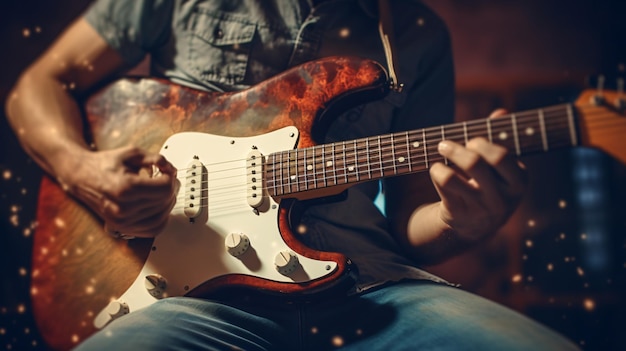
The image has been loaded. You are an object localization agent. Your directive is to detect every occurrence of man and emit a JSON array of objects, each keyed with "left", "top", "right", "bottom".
[{"left": 5, "top": 0, "right": 579, "bottom": 349}]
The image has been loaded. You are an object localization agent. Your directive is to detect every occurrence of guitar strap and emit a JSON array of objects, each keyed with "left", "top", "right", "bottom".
[{"left": 377, "top": 0, "right": 404, "bottom": 92}]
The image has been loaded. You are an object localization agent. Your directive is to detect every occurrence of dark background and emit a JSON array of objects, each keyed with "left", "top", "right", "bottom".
[{"left": 1, "top": 1, "right": 625, "bottom": 350}]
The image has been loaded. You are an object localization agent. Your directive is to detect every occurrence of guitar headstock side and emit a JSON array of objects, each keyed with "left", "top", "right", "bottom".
[{"left": 575, "top": 89, "right": 626, "bottom": 165}]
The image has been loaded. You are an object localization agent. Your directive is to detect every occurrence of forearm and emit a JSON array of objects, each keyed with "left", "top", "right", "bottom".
[
  {"left": 5, "top": 67, "right": 89, "bottom": 180},
  {"left": 5, "top": 18, "right": 129, "bottom": 182}
]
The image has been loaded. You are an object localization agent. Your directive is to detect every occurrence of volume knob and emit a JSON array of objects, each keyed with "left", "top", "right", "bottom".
[
  {"left": 93, "top": 300, "right": 129, "bottom": 329},
  {"left": 274, "top": 250, "right": 299, "bottom": 276},
  {"left": 225, "top": 233, "right": 250, "bottom": 257},
  {"left": 145, "top": 274, "right": 167, "bottom": 299}
]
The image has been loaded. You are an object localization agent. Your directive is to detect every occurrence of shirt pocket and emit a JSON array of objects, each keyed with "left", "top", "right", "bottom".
[{"left": 188, "top": 11, "right": 257, "bottom": 87}]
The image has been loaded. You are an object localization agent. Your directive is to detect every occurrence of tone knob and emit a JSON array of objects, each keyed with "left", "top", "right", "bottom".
[
  {"left": 225, "top": 233, "right": 250, "bottom": 257},
  {"left": 145, "top": 274, "right": 168, "bottom": 299},
  {"left": 274, "top": 250, "right": 299, "bottom": 276},
  {"left": 93, "top": 300, "right": 129, "bottom": 329}
]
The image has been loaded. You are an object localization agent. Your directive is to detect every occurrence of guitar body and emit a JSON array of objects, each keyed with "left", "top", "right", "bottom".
[{"left": 32, "top": 57, "right": 388, "bottom": 350}]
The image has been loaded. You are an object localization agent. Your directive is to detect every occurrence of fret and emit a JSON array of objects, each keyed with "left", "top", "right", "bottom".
[
  {"left": 377, "top": 136, "right": 384, "bottom": 177},
  {"left": 293, "top": 149, "right": 300, "bottom": 193},
  {"left": 278, "top": 151, "right": 285, "bottom": 195},
  {"left": 487, "top": 118, "right": 493, "bottom": 143},
  {"left": 302, "top": 148, "right": 309, "bottom": 191},
  {"left": 516, "top": 110, "right": 545, "bottom": 154},
  {"left": 490, "top": 116, "right": 516, "bottom": 152},
  {"left": 544, "top": 105, "right": 573, "bottom": 149},
  {"left": 538, "top": 108, "right": 548, "bottom": 151},
  {"left": 266, "top": 153, "right": 276, "bottom": 196},
  {"left": 365, "top": 138, "right": 372, "bottom": 180},
  {"left": 319, "top": 145, "right": 326, "bottom": 187},
  {"left": 390, "top": 134, "right": 397, "bottom": 175},
  {"left": 330, "top": 143, "right": 338, "bottom": 186},
  {"left": 405, "top": 131, "right": 412, "bottom": 173},
  {"left": 567, "top": 104, "right": 578, "bottom": 146},
  {"left": 463, "top": 121, "right": 468, "bottom": 145},
  {"left": 389, "top": 132, "right": 410, "bottom": 176},
  {"left": 422, "top": 129, "right": 429, "bottom": 169},
  {"left": 341, "top": 142, "right": 348, "bottom": 185},
  {"left": 440, "top": 125, "right": 448, "bottom": 165},
  {"left": 353, "top": 139, "right": 360, "bottom": 182},
  {"left": 312, "top": 146, "right": 318, "bottom": 190},
  {"left": 286, "top": 150, "right": 294, "bottom": 193},
  {"left": 511, "top": 113, "right": 521, "bottom": 156},
  {"left": 464, "top": 120, "right": 487, "bottom": 141}
]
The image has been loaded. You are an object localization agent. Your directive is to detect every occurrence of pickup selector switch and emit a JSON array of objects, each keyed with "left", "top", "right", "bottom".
[{"left": 225, "top": 233, "right": 250, "bottom": 257}]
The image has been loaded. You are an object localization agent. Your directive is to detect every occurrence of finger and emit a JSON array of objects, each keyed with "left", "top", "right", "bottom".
[
  {"left": 437, "top": 140, "right": 498, "bottom": 189},
  {"left": 103, "top": 179, "right": 178, "bottom": 221},
  {"left": 100, "top": 168, "right": 177, "bottom": 204},
  {"left": 103, "top": 194, "right": 175, "bottom": 236},
  {"left": 429, "top": 162, "right": 475, "bottom": 213},
  {"left": 464, "top": 138, "right": 527, "bottom": 192},
  {"left": 488, "top": 108, "right": 508, "bottom": 118},
  {"left": 127, "top": 171, "right": 178, "bottom": 198},
  {"left": 118, "top": 192, "right": 177, "bottom": 236}
]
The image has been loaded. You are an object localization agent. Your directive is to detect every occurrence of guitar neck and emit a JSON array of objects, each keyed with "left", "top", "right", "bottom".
[{"left": 266, "top": 103, "right": 579, "bottom": 197}]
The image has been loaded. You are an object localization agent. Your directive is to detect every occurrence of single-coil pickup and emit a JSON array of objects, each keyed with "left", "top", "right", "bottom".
[
  {"left": 247, "top": 150, "right": 264, "bottom": 208},
  {"left": 184, "top": 159, "right": 204, "bottom": 218}
]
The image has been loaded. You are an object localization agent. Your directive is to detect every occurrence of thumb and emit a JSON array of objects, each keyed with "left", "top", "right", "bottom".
[{"left": 119, "top": 147, "right": 176, "bottom": 176}]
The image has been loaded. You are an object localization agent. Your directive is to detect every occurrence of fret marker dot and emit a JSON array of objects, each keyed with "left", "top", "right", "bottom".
[
  {"left": 412, "top": 142, "right": 420, "bottom": 148},
  {"left": 290, "top": 175, "right": 296, "bottom": 181},
  {"left": 499, "top": 131, "right": 508, "bottom": 140},
  {"left": 307, "top": 165, "right": 313, "bottom": 171},
  {"left": 348, "top": 166, "right": 355, "bottom": 172},
  {"left": 525, "top": 127, "right": 534, "bottom": 136},
  {"left": 398, "top": 157, "right": 405, "bottom": 163},
  {"left": 326, "top": 161, "right": 333, "bottom": 167}
]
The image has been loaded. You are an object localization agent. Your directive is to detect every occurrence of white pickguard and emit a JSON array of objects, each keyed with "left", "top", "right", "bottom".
[{"left": 94, "top": 127, "right": 338, "bottom": 328}]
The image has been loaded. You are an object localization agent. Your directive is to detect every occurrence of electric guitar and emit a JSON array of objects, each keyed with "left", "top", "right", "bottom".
[{"left": 30, "top": 56, "right": 626, "bottom": 350}]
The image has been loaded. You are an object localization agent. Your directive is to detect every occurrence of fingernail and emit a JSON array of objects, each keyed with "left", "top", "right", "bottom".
[{"left": 438, "top": 141, "right": 450, "bottom": 153}]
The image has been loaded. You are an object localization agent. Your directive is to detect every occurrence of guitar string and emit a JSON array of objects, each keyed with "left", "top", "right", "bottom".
[
  {"left": 168, "top": 108, "right": 620, "bottom": 208},
  {"left": 194, "top": 119, "right": 581, "bottom": 209},
  {"left": 171, "top": 105, "right": 574, "bottom": 183},
  {"left": 167, "top": 106, "right": 616, "bottom": 202},
  {"left": 170, "top": 102, "right": 617, "bottom": 178},
  {"left": 174, "top": 147, "right": 616, "bottom": 210},
  {"left": 172, "top": 107, "right": 575, "bottom": 192}
]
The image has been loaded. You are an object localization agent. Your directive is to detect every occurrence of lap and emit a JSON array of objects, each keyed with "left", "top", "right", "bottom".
[
  {"left": 307, "top": 281, "right": 579, "bottom": 351},
  {"left": 75, "top": 297, "right": 291, "bottom": 351},
  {"left": 75, "top": 281, "right": 579, "bottom": 351}
]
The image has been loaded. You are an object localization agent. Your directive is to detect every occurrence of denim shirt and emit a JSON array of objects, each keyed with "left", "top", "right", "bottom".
[{"left": 85, "top": 0, "right": 455, "bottom": 292}]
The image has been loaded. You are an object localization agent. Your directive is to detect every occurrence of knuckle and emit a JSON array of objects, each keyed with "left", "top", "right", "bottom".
[
  {"left": 491, "top": 145, "right": 508, "bottom": 163},
  {"left": 111, "top": 183, "right": 133, "bottom": 199},
  {"left": 466, "top": 137, "right": 488, "bottom": 150},
  {"left": 463, "top": 152, "right": 482, "bottom": 171},
  {"left": 125, "top": 145, "right": 143, "bottom": 155},
  {"left": 430, "top": 163, "right": 455, "bottom": 187}
]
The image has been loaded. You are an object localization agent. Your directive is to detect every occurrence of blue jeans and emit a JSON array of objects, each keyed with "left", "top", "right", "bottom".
[{"left": 75, "top": 281, "right": 579, "bottom": 350}]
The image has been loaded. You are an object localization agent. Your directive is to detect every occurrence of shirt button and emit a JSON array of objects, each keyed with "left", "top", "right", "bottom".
[{"left": 214, "top": 28, "right": 224, "bottom": 39}]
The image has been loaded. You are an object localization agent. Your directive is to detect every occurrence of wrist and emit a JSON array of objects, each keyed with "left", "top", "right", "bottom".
[{"left": 49, "top": 143, "right": 92, "bottom": 190}]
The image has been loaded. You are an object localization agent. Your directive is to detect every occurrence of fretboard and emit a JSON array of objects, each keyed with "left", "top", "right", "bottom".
[{"left": 265, "top": 103, "right": 578, "bottom": 197}]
